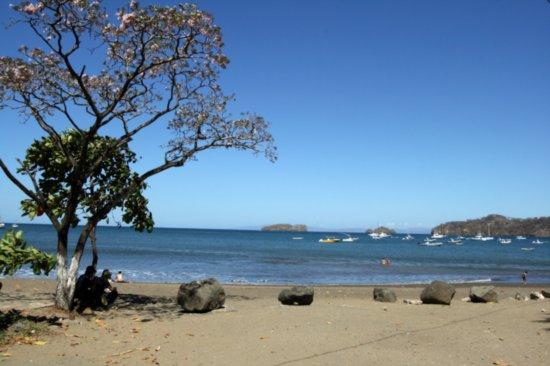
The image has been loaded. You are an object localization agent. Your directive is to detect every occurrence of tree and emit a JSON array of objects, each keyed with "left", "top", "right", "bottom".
[
  {"left": 0, "top": 230, "right": 56, "bottom": 276},
  {"left": 0, "top": 0, "right": 276, "bottom": 309}
]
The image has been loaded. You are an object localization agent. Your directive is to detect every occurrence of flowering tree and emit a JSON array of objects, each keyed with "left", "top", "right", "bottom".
[{"left": 0, "top": 0, "right": 276, "bottom": 309}]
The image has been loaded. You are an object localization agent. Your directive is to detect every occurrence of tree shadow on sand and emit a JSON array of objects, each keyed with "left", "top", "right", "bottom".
[
  {"left": 533, "top": 316, "right": 550, "bottom": 331},
  {"left": 113, "top": 294, "right": 183, "bottom": 319}
]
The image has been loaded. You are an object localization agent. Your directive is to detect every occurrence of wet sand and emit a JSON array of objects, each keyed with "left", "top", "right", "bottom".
[{"left": 0, "top": 278, "right": 549, "bottom": 365}]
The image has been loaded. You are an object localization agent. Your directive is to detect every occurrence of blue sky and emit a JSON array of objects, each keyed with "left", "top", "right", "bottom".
[{"left": 1, "top": 0, "right": 549, "bottom": 232}]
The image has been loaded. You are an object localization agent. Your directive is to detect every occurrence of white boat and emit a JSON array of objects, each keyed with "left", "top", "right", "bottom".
[
  {"left": 419, "top": 241, "right": 443, "bottom": 247},
  {"left": 521, "top": 247, "right": 535, "bottom": 251},
  {"left": 292, "top": 237, "right": 303, "bottom": 240},
  {"left": 431, "top": 233, "right": 445, "bottom": 239},
  {"left": 449, "top": 238, "right": 463, "bottom": 244},
  {"left": 516, "top": 236, "right": 526, "bottom": 240},
  {"left": 498, "top": 238, "right": 512, "bottom": 244},
  {"left": 532, "top": 239, "right": 544, "bottom": 245},
  {"left": 342, "top": 234, "right": 359, "bottom": 242},
  {"left": 402, "top": 234, "right": 414, "bottom": 241},
  {"left": 471, "top": 233, "right": 493, "bottom": 241},
  {"left": 0, "top": 222, "right": 5, "bottom": 229},
  {"left": 369, "top": 232, "right": 389, "bottom": 240},
  {"left": 11, "top": 224, "right": 18, "bottom": 228}
]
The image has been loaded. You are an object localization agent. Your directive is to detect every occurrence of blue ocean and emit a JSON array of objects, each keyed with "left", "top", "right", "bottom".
[{"left": 5, "top": 224, "right": 550, "bottom": 285}]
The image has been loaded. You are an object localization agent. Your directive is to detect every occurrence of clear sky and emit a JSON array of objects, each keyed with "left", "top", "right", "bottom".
[{"left": 1, "top": 0, "right": 549, "bottom": 232}]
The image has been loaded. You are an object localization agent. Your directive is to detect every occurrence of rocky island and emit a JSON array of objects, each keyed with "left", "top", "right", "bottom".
[
  {"left": 366, "top": 226, "right": 396, "bottom": 235},
  {"left": 261, "top": 224, "right": 308, "bottom": 232},
  {"left": 432, "top": 214, "right": 550, "bottom": 237}
]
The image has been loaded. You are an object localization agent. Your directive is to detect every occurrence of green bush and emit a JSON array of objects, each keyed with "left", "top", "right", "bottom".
[{"left": 0, "top": 230, "right": 55, "bottom": 276}]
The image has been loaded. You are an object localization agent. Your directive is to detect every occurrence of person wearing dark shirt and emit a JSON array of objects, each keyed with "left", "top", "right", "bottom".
[{"left": 72, "top": 265, "right": 98, "bottom": 312}]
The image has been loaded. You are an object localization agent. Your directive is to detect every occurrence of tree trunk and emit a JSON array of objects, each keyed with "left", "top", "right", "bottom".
[
  {"left": 65, "top": 225, "right": 92, "bottom": 306},
  {"left": 90, "top": 226, "right": 98, "bottom": 268},
  {"left": 54, "top": 225, "right": 92, "bottom": 310},
  {"left": 54, "top": 230, "right": 70, "bottom": 310}
]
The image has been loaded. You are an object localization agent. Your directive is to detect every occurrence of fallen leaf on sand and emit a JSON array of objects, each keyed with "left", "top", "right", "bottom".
[
  {"left": 141, "top": 347, "right": 150, "bottom": 352},
  {"left": 1, "top": 353, "right": 12, "bottom": 357},
  {"left": 259, "top": 336, "right": 269, "bottom": 340},
  {"left": 70, "top": 342, "right": 80, "bottom": 347},
  {"left": 493, "top": 360, "right": 510, "bottom": 366},
  {"left": 95, "top": 318, "right": 106, "bottom": 327},
  {"left": 34, "top": 340, "right": 47, "bottom": 346},
  {"left": 131, "top": 327, "right": 140, "bottom": 334},
  {"left": 186, "top": 333, "right": 194, "bottom": 337}
]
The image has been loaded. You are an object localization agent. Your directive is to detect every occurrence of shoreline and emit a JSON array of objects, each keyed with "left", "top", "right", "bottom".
[{"left": 3, "top": 277, "right": 550, "bottom": 288}]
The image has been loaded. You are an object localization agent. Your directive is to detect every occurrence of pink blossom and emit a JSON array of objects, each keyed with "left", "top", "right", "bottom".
[{"left": 22, "top": 3, "right": 43, "bottom": 15}]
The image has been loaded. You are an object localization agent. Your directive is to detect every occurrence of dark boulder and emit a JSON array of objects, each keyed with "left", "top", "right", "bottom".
[
  {"left": 278, "top": 286, "right": 314, "bottom": 306},
  {"left": 469, "top": 286, "right": 498, "bottom": 303},
  {"left": 373, "top": 288, "right": 397, "bottom": 303},
  {"left": 530, "top": 291, "right": 544, "bottom": 300},
  {"left": 420, "top": 281, "right": 455, "bottom": 305},
  {"left": 541, "top": 290, "right": 550, "bottom": 298},
  {"left": 177, "top": 278, "right": 225, "bottom": 313}
]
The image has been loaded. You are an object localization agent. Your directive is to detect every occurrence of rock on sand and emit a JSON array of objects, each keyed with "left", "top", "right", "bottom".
[
  {"left": 373, "top": 288, "right": 397, "bottom": 303},
  {"left": 420, "top": 281, "right": 455, "bottom": 305},
  {"left": 177, "top": 278, "right": 225, "bottom": 313},
  {"left": 278, "top": 286, "right": 314, "bottom": 306},
  {"left": 469, "top": 286, "right": 498, "bottom": 303}
]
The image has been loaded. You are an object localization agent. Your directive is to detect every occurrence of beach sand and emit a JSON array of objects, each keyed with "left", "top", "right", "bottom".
[{"left": 0, "top": 278, "right": 549, "bottom": 365}]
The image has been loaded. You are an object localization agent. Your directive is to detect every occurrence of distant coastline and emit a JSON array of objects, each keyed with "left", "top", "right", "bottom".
[
  {"left": 261, "top": 224, "right": 308, "bottom": 232},
  {"left": 432, "top": 214, "right": 550, "bottom": 237}
]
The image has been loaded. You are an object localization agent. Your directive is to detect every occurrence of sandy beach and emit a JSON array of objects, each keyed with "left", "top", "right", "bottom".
[{"left": 0, "top": 278, "right": 548, "bottom": 365}]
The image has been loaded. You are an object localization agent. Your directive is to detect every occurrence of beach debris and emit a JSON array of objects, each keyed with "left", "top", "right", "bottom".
[
  {"left": 530, "top": 292, "right": 544, "bottom": 300},
  {"left": 461, "top": 297, "right": 471, "bottom": 302},
  {"left": 541, "top": 290, "right": 550, "bottom": 298},
  {"left": 403, "top": 299, "right": 422, "bottom": 305},
  {"left": 373, "top": 288, "right": 397, "bottom": 303},
  {"left": 493, "top": 359, "right": 510, "bottom": 366},
  {"left": 514, "top": 293, "right": 528, "bottom": 301},
  {"left": 33, "top": 340, "right": 47, "bottom": 346},
  {"left": 108, "top": 349, "right": 136, "bottom": 358},
  {"left": 278, "top": 286, "right": 314, "bottom": 306},
  {"left": 177, "top": 278, "right": 225, "bottom": 313},
  {"left": 1, "top": 352, "right": 12, "bottom": 357},
  {"left": 420, "top": 281, "right": 455, "bottom": 305},
  {"left": 469, "top": 286, "right": 498, "bottom": 303},
  {"left": 541, "top": 308, "right": 546, "bottom": 313}
]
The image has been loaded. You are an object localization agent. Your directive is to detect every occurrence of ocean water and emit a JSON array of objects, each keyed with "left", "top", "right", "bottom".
[{"left": 4, "top": 224, "right": 550, "bottom": 285}]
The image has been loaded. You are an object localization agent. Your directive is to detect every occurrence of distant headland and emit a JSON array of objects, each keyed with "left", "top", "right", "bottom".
[
  {"left": 261, "top": 224, "right": 308, "bottom": 232},
  {"left": 366, "top": 226, "right": 396, "bottom": 235},
  {"left": 432, "top": 214, "right": 550, "bottom": 237}
]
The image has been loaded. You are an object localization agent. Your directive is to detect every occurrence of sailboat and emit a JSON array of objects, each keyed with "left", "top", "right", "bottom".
[
  {"left": 498, "top": 238, "right": 512, "bottom": 244},
  {"left": 532, "top": 239, "right": 544, "bottom": 245},
  {"left": 402, "top": 234, "right": 414, "bottom": 241},
  {"left": 431, "top": 233, "right": 445, "bottom": 239}
]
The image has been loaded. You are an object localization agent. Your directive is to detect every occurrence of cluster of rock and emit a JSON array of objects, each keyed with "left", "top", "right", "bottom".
[
  {"left": 515, "top": 290, "right": 550, "bottom": 301},
  {"left": 375, "top": 282, "right": 500, "bottom": 306},
  {"left": 261, "top": 224, "right": 308, "bottom": 232},
  {"left": 431, "top": 214, "right": 550, "bottom": 237},
  {"left": 366, "top": 226, "right": 396, "bottom": 235},
  {"left": 175, "top": 278, "right": 548, "bottom": 313}
]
